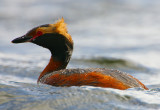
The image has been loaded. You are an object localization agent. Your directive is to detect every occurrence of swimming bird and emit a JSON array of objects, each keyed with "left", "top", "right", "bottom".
[{"left": 12, "top": 18, "right": 148, "bottom": 90}]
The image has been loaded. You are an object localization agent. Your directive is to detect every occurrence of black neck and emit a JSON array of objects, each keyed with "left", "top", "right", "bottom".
[
  {"left": 32, "top": 33, "right": 73, "bottom": 69},
  {"left": 50, "top": 48, "right": 72, "bottom": 69}
]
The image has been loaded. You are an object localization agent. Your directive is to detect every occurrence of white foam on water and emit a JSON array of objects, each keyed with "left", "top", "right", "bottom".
[
  {"left": 0, "top": 52, "right": 48, "bottom": 68},
  {"left": 81, "top": 86, "right": 160, "bottom": 105},
  {"left": 116, "top": 51, "right": 160, "bottom": 69},
  {"left": 138, "top": 73, "right": 160, "bottom": 86},
  {"left": 0, "top": 74, "right": 36, "bottom": 87}
]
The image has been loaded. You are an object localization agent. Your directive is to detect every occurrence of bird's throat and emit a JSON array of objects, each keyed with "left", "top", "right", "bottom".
[
  {"left": 38, "top": 56, "right": 65, "bottom": 82},
  {"left": 37, "top": 48, "right": 72, "bottom": 83}
]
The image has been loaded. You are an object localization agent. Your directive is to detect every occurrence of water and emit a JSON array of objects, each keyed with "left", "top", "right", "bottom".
[{"left": 0, "top": 0, "right": 160, "bottom": 109}]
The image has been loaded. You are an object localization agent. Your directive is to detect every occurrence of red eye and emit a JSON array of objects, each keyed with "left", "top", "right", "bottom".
[
  {"left": 37, "top": 31, "right": 43, "bottom": 36},
  {"left": 30, "top": 31, "right": 43, "bottom": 41}
]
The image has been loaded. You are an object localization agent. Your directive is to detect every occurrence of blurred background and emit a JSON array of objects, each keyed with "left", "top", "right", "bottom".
[{"left": 0, "top": 0, "right": 160, "bottom": 110}]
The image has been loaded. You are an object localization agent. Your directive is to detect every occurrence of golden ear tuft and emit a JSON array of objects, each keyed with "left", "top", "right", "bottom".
[
  {"left": 54, "top": 17, "right": 68, "bottom": 33},
  {"left": 50, "top": 18, "right": 73, "bottom": 43}
]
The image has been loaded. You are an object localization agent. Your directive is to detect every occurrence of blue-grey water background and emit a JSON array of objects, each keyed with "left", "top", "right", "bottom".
[{"left": 0, "top": 0, "right": 160, "bottom": 110}]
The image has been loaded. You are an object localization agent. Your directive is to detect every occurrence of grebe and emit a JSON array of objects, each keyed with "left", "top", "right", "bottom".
[{"left": 12, "top": 18, "right": 148, "bottom": 90}]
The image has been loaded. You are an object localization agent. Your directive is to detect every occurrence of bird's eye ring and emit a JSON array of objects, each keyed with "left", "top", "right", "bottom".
[{"left": 37, "top": 31, "right": 43, "bottom": 36}]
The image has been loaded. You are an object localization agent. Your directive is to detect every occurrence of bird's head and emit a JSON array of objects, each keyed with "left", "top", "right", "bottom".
[{"left": 12, "top": 18, "right": 73, "bottom": 51}]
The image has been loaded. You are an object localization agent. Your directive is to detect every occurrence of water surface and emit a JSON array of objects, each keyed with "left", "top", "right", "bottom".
[{"left": 0, "top": 0, "right": 160, "bottom": 109}]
